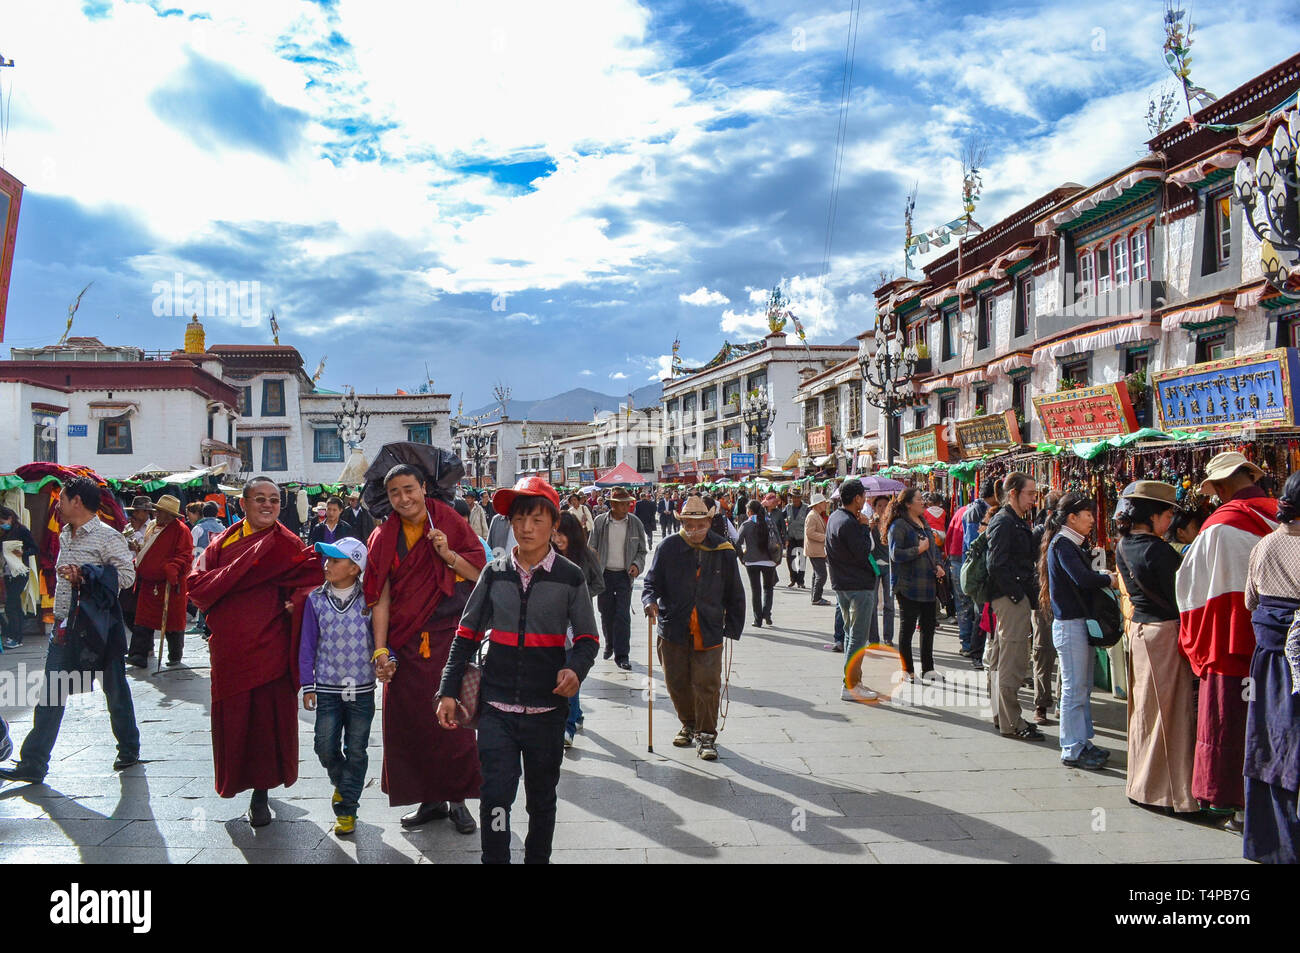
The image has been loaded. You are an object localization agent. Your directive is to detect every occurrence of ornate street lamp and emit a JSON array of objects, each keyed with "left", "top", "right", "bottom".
[
  {"left": 859, "top": 312, "right": 919, "bottom": 468},
  {"left": 741, "top": 388, "right": 777, "bottom": 465},
  {"left": 459, "top": 419, "right": 491, "bottom": 489},
  {"left": 332, "top": 387, "right": 371, "bottom": 453},
  {"left": 537, "top": 431, "right": 560, "bottom": 484},
  {"left": 1233, "top": 110, "right": 1300, "bottom": 292}
]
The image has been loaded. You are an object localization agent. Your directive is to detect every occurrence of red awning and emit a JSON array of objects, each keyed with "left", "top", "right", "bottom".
[{"left": 595, "top": 461, "right": 650, "bottom": 486}]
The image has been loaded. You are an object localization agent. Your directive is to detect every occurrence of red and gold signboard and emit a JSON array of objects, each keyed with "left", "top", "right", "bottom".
[
  {"left": 806, "top": 424, "right": 832, "bottom": 456},
  {"left": 953, "top": 409, "right": 1023, "bottom": 458},
  {"left": 901, "top": 424, "right": 951, "bottom": 464},
  {"left": 1033, "top": 382, "right": 1138, "bottom": 443}
]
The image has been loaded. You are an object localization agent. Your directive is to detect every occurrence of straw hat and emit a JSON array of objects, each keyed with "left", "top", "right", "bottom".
[
  {"left": 809, "top": 491, "right": 828, "bottom": 506},
  {"left": 679, "top": 496, "right": 713, "bottom": 520},
  {"left": 1121, "top": 481, "right": 1178, "bottom": 506},
  {"left": 154, "top": 495, "right": 182, "bottom": 517},
  {"left": 1199, "top": 451, "right": 1263, "bottom": 496}
]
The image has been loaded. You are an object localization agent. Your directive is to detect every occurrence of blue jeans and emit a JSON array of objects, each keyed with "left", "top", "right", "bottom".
[
  {"left": 950, "top": 555, "right": 974, "bottom": 650},
  {"left": 869, "top": 569, "right": 894, "bottom": 645},
  {"left": 17, "top": 634, "right": 139, "bottom": 778},
  {"left": 834, "top": 604, "right": 844, "bottom": 645},
  {"left": 312, "top": 691, "right": 375, "bottom": 816},
  {"left": 835, "top": 588, "right": 876, "bottom": 681},
  {"left": 566, "top": 693, "right": 583, "bottom": 733},
  {"left": 1052, "top": 618, "right": 1095, "bottom": 760}
]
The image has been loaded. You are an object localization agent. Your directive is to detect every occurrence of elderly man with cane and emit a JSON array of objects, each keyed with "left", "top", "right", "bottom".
[{"left": 641, "top": 496, "right": 745, "bottom": 761}]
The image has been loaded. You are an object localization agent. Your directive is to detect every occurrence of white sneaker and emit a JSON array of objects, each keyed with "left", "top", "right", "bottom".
[
  {"left": 921, "top": 670, "right": 945, "bottom": 685},
  {"left": 841, "top": 686, "right": 879, "bottom": 702},
  {"left": 563, "top": 729, "right": 575, "bottom": 748}
]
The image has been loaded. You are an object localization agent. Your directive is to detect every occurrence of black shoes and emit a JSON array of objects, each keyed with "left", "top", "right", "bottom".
[
  {"left": 247, "top": 789, "right": 272, "bottom": 827},
  {"left": 764, "top": 615, "right": 773, "bottom": 626},
  {"left": 449, "top": 803, "right": 477, "bottom": 834},
  {"left": 753, "top": 618, "right": 763, "bottom": 629},
  {"left": 811, "top": 599, "right": 832, "bottom": 607},
  {"left": 400, "top": 801, "right": 451, "bottom": 828},
  {"left": 616, "top": 659, "right": 632, "bottom": 671},
  {"left": 0, "top": 764, "right": 46, "bottom": 784},
  {"left": 126, "top": 655, "right": 148, "bottom": 669},
  {"left": 113, "top": 755, "right": 140, "bottom": 770},
  {"left": 602, "top": 645, "right": 613, "bottom": 660}
]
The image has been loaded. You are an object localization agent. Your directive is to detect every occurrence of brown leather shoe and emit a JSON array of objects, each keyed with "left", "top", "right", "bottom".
[{"left": 1034, "top": 707, "right": 1052, "bottom": 725}]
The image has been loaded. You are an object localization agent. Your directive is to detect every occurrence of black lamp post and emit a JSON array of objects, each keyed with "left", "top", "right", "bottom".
[
  {"left": 858, "top": 312, "right": 919, "bottom": 468},
  {"left": 1233, "top": 112, "right": 1300, "bottom": 292},
  {"left": 538, "top": 431, "right": 560, "bottom": 484},
  {"left": 741, "top": 389, "right": 777, "bottom": 468},
  {"left": 461, "top": 420, "right": 491, "bottom": 489}
]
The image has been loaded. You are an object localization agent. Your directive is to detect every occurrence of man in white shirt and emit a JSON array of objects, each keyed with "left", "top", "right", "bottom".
[{"left": 588, "top": 487, "right": 647, "bottom": 670}]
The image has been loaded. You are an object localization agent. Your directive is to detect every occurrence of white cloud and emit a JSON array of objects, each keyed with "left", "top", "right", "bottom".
[
  {"left": 505, "top": 311, "right": 540, "bottom": 324},
  {"left": 679, "top": 286, "right": 730, "bottom": 306},
  {"left": 579, "top": 368, "right": 593, "bottom": 376},
  {"left": 609, "top": 371, "right": 628, "bottom": 380}
]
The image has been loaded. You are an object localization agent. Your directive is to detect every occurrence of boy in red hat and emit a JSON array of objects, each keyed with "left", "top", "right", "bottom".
[{"left": 437, "top": 476, "right": 600, "bottom": 864}]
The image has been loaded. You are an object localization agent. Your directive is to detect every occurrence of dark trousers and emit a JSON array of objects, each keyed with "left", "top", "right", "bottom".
[
  {"left": 598, "top": 570, "right": 633, "bottom": 661},
  {"left": 746, "top": 565, "right": 776, "bottom": 621},
  {"left": 313, "top": 691, "right": 375, "bottom": 816},
  {"left": 785, "top": 540, "right": 805, "bottom": 585},
  {"left": 971, "top": 603, "right": 989, "bottom": 662},
  {"left": 3, "top": 575, "right": 27, "bottom": 644},
  {"left": 477, "top": 704, "right": 567, "bottom": 864},
  {"left": 128, "top": 623, "right": 183, "bottom": 662},
  {"left": 17, "top": 635, "right": 140, "bottom": 777},
  {"left": 896, "top": 594, "right": 937, "bottom": 675},
  {"left": 810, "top": 556, "right": 828, "bottom": 602}
]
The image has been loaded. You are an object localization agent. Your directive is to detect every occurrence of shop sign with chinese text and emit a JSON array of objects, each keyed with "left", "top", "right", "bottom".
[
  {"left": 1033, "top": 383, "right": 1138, "bottom": 442},
  {"left": 1154, "top": 348, "right": 1299, "bottom": 432},
  {"left": 953, "top": 409, "right": 1023, "bottom": 458}
]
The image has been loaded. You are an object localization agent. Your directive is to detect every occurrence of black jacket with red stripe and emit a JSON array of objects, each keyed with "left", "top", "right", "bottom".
[{"left": 440, "top": 550, "right": 600, "bottom": 709}]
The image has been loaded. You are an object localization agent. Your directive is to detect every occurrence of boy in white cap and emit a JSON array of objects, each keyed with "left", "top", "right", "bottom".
[{"left": 299, "top": 536, "right": 374, "bottom": 836}]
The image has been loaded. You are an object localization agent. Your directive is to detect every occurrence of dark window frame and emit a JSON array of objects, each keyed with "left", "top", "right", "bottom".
[
  {"left": 261, "top": 379, "right": 286, "bottom": 417},
  {"left": 974, "top": 385, "right": 991, "bottom": 414},
  {"left": 1014, "top": 274, "right": 1032, "bottom": 337},
  {"left": 236, "top": 437, "right": 253, "bottom": 472},
  {"left": 407, "top": 424, "right": 432, "bottom": 445},
  {"left": 941, "top": 306, "right": 957, "bottom": 360},
  {"left": 237, "top": 386, "right": 253, "bottom": 417},
  {"left": 1060, "top": 357, "right": 1091, "bottom": 388},
  {"left": 313, "top": 427, "right": 344, "bottom": 462},
  {"left": 939, "top": 394, "right": 956, "bottom": 421},
  {"left": 977, "top": 295, "right": 993, "bottom": 351},
  {"left": 97, "top": 417, "right": 133, "bottom": 454},
  {"left": 262, "top": 435, "right": 288, "bottom": 471},
  {"left": 636, "top": 446, "right": 654, "bottom": 472}
]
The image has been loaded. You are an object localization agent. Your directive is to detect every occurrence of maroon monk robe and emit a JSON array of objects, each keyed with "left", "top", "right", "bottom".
[
  {"left": 189, "top": 520, "right": 323, "bottom": 798},
  {"left": 364, "top": 498, "right": 486, "bottom": 807},
  {"left": 133, "top": 517, "right": 192, "bottom": 632}
]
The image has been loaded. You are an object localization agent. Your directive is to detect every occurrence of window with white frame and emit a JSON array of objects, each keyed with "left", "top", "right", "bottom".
[
  {"left": 1112, "top": 236, "right": 1129, "bottom": 286},
  {"left": 1131, "top": 229, "right": 1149, "bottom": 280},
  {"left": 1014, "top": 274, "right": 1032, "bottom": 338},
  {"left": 941, "top": 306, "right": 957, "bottom": 360},
  {"left": 1096, "top": 244, "right": 1111, "bottom": 293},
  {"left": 1077, "top": 250, "right": 1094, "bottom": 298},
  {"left": 977, "top": 295, "right": 993, "bottom": 350}
]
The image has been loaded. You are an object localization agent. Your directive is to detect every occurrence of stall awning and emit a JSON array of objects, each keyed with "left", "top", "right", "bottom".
[
  {"left": 1032, "top": 318, "right": 1160, "bottom": 366},
  {"left": 594, "top": 462, "right": 649, "bottom": 486},
  {"left": 956, "top": 269, "right": 991, "bottom": 293},
  {"left": 1160, "top": 298, "right": 1236, "bottom": 332},
  {"left": 161, "top": 464, "right": 228, "bottom": 485}
]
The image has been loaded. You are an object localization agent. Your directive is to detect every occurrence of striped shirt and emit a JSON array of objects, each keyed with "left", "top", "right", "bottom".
[{"left": 54, "top": 516, "right": 135, "bottom": 621}]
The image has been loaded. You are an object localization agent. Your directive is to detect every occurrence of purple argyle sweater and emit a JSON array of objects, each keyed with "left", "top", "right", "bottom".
[{"left": 299, "top": 585, "right": 375, "bottom": 694}]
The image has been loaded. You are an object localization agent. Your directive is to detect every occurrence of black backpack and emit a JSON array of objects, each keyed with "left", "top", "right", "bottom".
[
  {"left": 1086, "top": 587, "right": 1124, "bottom": 647},
  {"left": 961, "top": 531, "right": 993, "bottom": 606}
]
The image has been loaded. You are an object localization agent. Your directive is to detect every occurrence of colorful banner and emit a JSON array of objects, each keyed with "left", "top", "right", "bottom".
[
  {"left": 1033, "top": 382, "right": 1139, "bottom": 443},
  {"left": 901, "top": 424, "right": 951, "bottom": 464},
  {"left": 953, "top": 409, "right": 1023, "bottom": 458},
  {"left": 659, "top": 463, "right": 678, "bottom": 477},
  {"left": 806, "top": 424, "right": 832, "bottom": 456},
  {"left": 1153, "top": 348, "right": 1300, "bottom": 432}
]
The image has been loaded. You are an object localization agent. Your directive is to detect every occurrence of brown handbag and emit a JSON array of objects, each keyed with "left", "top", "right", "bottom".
[{"left": 452, "top": 641, "right": 486, "bottom": 730}]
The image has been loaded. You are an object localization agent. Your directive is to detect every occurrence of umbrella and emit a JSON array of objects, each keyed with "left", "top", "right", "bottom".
[
  {"left": 858, "top": 475, "right": 906, "bottom": 497},
  {"left": 361, "top": 441, "right": 464, "bottom": 520}
]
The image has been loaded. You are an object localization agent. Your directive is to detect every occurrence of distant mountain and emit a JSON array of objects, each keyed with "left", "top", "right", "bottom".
[{"left": 460, "top": 382, "right": 662, "bottom": 422}]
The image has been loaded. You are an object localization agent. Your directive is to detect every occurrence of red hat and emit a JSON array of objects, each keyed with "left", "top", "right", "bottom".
[{"left": 492, "top": 476, "right": 561, "bottom": 517}]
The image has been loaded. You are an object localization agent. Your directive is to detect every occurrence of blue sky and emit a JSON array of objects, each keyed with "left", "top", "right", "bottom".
[{"left": 3, "top": 0, "right": 1298, "bottom": 406}]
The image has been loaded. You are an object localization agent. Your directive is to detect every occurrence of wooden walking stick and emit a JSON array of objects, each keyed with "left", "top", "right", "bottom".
[
  {"left": 647, "top": 616, "right": 654, "bottom": 753},
  {"left": 154, "top": 582, "right": 171, "bottom": 675}
]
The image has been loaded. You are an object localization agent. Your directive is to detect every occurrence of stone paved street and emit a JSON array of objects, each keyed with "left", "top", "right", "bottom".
[{"left": 0, "top": 544, "right": 1247, "bottom": 863}]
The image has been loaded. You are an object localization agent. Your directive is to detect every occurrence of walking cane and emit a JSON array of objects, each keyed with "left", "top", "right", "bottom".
[
  {"left": 154, "top": 583, "right": 171, "bottom": 675},
  {"left": 647, "top": 617, "right": 654, "bottom": 754}
]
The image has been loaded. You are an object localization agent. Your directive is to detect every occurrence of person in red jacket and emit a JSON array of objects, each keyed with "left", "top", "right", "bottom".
[{"left": 127, "top": 495, "right": 193, "bottom": 668}]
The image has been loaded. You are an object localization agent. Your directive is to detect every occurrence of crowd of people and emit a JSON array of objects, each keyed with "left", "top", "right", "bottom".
[{"left": 0, "top": 448, "right": 1296, "bottom": 865}]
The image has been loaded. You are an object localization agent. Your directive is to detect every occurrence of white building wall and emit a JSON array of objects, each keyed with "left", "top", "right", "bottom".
[
  {"left": 0, "top": 383, "right": 70, "bottom": 472},
  {"left": 298, "top": 394, "right": 450, "bottom": 486},
  {"left": 63, "top": 389, "right": 217, "bottom": 480}
]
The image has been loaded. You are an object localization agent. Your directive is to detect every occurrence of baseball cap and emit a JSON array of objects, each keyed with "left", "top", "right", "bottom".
[
  {"left": 491, "top": 476, "right": 561, "bottom": 516},
  {"left": 314, "top": 537, "right": 367, "bottom": 572}
]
